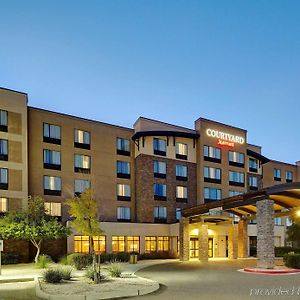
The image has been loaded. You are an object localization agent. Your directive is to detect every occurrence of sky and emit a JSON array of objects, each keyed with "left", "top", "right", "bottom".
[{"left": 0, "top": 0, "right": 299, "bottom": 163}]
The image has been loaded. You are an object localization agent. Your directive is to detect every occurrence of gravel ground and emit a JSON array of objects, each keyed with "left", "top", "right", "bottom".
[{"left": 40, "top": 275, "right": 156, "bottom": 296}]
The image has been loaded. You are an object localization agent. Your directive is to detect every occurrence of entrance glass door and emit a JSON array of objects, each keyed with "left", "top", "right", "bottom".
[
  {"left": 190, "top": 238, "right": 199, "bottom": 258},
  {"left": 208, "top": 238, "right": 213, "bottom": 258}
]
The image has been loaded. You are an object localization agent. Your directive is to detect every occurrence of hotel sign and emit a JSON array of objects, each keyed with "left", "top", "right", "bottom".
[{"left": 206, "top": 129, "right": 245, "bottom": 148}]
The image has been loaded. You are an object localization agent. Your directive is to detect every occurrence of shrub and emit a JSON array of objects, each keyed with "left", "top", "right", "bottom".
[
  {"left": 2, "top": 253, "right": 19, "bottom": 265},
  {"left": 43, "top": 268, "right": 63, "bottom": 283},
  {"left": 139, "top": 252, "right": 177, "bottom": 260},
  {"left": 84, "top": 266, "right": 106, "bottom": 281},
  {"left": 275, "top": 247, "right": 300, "bottom": 257},
  {"left": 58, "top": 266, "right": 73, "bottom": 280},
  {"left": 59, "top": 253, "right": 78, "bottom": 265},
  {"left": 72, "top": 253, "right": 93, "bottom": 270},
  {"left": 107, "top": 262, "right": 122, "bottom": 277},
  {"left": 99, "top": 252, "right": 130, "bottom": 263},
  {"left": 283, "top": 253, "right": 300, "bottom": 269},
  {"left": 37, "top": 254, "right": 52, "bottom": 269}
]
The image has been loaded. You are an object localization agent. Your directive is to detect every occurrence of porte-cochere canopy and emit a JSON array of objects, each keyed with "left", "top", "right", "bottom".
[{"left": 182, "top": 182, "right": 300, "bottom": 220}]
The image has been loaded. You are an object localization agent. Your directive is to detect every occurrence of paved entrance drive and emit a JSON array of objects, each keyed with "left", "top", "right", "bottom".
[{"left": 133, "top": 259, "right": 300, "bottom": 300}]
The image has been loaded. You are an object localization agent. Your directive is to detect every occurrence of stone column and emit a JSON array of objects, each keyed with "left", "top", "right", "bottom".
[
  {"left": 257, "top": 199, "right": 275, "bottom": 269},
  {"left": 179, "top": 217, "right": 190, "bottom": 261},
  {"left": 106, "top": 235, "right": 112, "bottom": 253},
  {"left": 238, "top": 220, "right": 248, "bottom": 258},
  {"left": 198, "top": 224, "right": 209, "bottom": 262},
  {"left": 228, "top": 225, "right": 238, "bottom": 259}
]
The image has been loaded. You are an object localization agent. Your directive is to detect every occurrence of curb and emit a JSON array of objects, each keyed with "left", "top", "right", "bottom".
[
  {"left": 241, "top": 268, "right": 300, "bottom": 275},
  {"left": 0, "top": 277, "right": 35, "bottom": 283}
]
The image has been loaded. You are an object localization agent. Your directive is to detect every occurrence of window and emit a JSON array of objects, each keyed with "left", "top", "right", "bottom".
[
  {"left": 74, "top": 235, "right": 106, "bottom": 254},
  {"left": 229, "top": 213, "right": 240, "bottom": 223},
  {"left": 74, "top": 179, "right": 90, "bottom": 196},
  {"left": 249, "top": 176, "right": 258, "bottom": 190},
  {"left": 43, "top": 149, "right": 61, "bottom": 170},
  {"left": 45, "top": 202, "right": 62, "bottom": 216},
  {"left": 153, "top": 138, "right": 166, "bottom": 156},
  {"left": 176, "top": 164, "right": 187, "bottom": 181},
  {"left": 274, "top": 217, "right": 282, "bottom": 226},
  {"left": 112, "top": 236, "right": 125, "bottom": 253},
  {"left": 117, "top": 184, "right": 131, "bottom": 201},
  {"left": 154, "top": 161, "right": 166, "bottom": 178},
  {"left": 145, "top": 236, "right": 157, "bottom": 253},
  {"left": 204, "top": 166, "right": 221, "bottom": 183},
  {"left": 204, "top": 188, "right": 221, "bottom": 202},
  {"left": 44, "top": 176, "right": 61, "bottom": 196},
  {"left": 229, "top": 171, "right": 245, "bottom": 187},
  {"left": 154, "top": 183, "right": 167, "bottom": 200},
  {"left": 74, "top": 129, "right": 90, "bottom": 149},
  {"left": 176, "top": 143, "right": 188, "bottom": 160},
  {"left": 116, "top": 161, "right": 130, "bottom": 178},
  {"left": 228, "top": 151, "right": 245, "bottom": 167},
  {"left": 0, "top": 139, "right": 8, "bottom": 161},
  {"left": 0, "top": 197, "right": 7, "bottom": 212},
  {"left": 0, "top": 168, "right": 8, "bottom": 189},
  {"left": 117, "top": 138, "right": 130, "bottom": 156},
  {"left": 74, "top": 154, "right": 91, "bottom": 173},
  {"left": 0, "top": 110, "right": 8, "bottom": 132},
  {"left": 176, "top": 208, "right": 182, "bottom": 221},
  {"left": 249, "top": 158, "right": 258, "bottom": 172},
  {"left": 154, "top": 206, "right": 167, "bottom": 223},
  {"left": 117, "top": 207, "right": 131, "bottom": 221},
  {"left": 127, "top": 236, "right": 140, "bottom": 252},
  {"left": 158, "top": 236, "right": 169, "bottom": 252},
  {"left": 286, "top": 171, "right": 293, "bottom": 183},
  {"left": 43, "top": 123, "right": 61, "bottom": 144},
  {"left": 176, "top": 186, "right": 187, "bottom": 202},
  {"left": 203, "top": 145, "right": 221, "bottom": 163},
  {"left": 274, "top": 168, "right": 281, "bottom": 181},
  {"left": 229, "top": 190, "right": 243, "bottom": 197}
]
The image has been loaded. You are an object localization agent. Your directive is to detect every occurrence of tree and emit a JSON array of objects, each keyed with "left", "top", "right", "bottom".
[
  {"left": 67, "top": 188, "right": 103, "bottom": 283},
  {"left": 287, "top": 223, "right": 300, "bottom": 247},
  {"left": 0, "top": 196, "right": 70, "bottom": 263}
]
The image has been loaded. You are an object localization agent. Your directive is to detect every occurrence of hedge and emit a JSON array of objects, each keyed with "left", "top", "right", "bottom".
[
  {"left": 283, "top": 253, "right": 300, "bottom": 269},
  {"left": 275, "top": 247, "right": 300, "bottom": 257},
  {"left": 2, "top": 253, "right": 19, "bottom": 265}
]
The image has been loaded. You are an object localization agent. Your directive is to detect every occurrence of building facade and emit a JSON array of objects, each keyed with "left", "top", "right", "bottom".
[{"left": 0, "top": 87, "right": 299, "bottom": 260}]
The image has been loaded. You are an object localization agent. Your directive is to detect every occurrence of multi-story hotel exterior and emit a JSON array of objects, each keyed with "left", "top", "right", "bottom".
[{"left": 0, "top": 87, "right": 299, "bottom": 261}]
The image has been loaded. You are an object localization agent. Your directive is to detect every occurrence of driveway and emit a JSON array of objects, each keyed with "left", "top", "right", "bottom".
[{"left": 133, "top": 259, "right": 300, "bottom": 300}]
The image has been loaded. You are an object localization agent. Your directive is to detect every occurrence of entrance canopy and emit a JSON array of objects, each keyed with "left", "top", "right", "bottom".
[{"left": 182, "top": 182, "right": 300, "bottom": 221}]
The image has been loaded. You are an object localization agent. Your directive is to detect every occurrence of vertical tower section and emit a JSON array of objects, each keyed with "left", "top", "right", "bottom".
[{"left": 0, "top": 88, "right": 28, "bottom": 212}]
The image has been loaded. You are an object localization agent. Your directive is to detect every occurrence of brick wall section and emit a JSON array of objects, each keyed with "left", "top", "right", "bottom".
[
  {"left": 135, "top": 154, "right": 197, "bottom": 223},
  {"left": 3, "top": 240, "right": 30, "bottom": 263}
]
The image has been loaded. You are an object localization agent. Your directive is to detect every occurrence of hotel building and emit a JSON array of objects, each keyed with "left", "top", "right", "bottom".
[{"left": 0, "top": 87, "right": 299, "bottom": 261}]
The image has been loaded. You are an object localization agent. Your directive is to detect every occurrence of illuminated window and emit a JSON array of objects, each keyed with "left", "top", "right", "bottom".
[
  {"left": 176, "top": 186, "right": 187, "bottom": 202},
  {"left": 45, "top": 202, "right": 61, "bottom": 216},
  {"left": 204, "top": 145, "right": 221, "bottom": 162},
  {"left": 74, "top": 154, "right": 91, "bottom": 173},
  {"left": 286, "top": 171, "right": 293, "bottom": 183},
  {"left": 158, "top": 236, "right": 169, "bottom": 252},
  {"left": 43, "top": 123, "right": 61, "bottom": 144},
  {"left": 117, "top": 184, "right": 131, "bottom": 200},
  {"left": 0, "top": 139, "right": 8, "bottom": 160},
  {"left": 204, "top": 166, "right": 221, "bottom": 183},
  {"left": 153, "top": 138, "right": 166, "bottom": 156},
  {"left": 273, "top": 168, "right": 281, "bottom": 181},
  {"left": 176, "top": 143, "right": 188, "bottom": 159},
  {"left": 145, "top": 236, "right": 157, "bottom": 253},
  {"left": 204, "top": 188, "right": 221, "bottom": 202},
  {"left": 0, "top": 197, "right": 7, "bottom": 212},
  {"left": 127, "top": 236, "right": 140, "bottom": 252},
  {"left": 229, "top": 151, "right": 244, "bottom": 166},
  {"left": 274, "top": 218, "right": 282, "bottom": 226},
  {"left": 74, "top": 129, "right": 90, "bottom": 149},
  {"left": 117, "top": 138, "right": 130, "bottom": 156},
  {"left": 74, "top": 235, "right": 106, "bottom": 254},
  {"left": 0, "top": 110, "right": 8, "bottom": 132},
  {"left": 44, "top": 176, "right": 61, "bottom": 195},
  {"left": 112, "top": 236, "right": 125, "bottom": 253}
]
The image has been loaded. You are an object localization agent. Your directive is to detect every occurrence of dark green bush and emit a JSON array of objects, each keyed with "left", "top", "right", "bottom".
[
  {"left": 2, "top": 253, "right": 19, "bottom": 265},
  {"left": 43, "top": 268, "right": 63, "bottom": 283},
  {"left": 72, "top": 254, "right": 93, "bottom": 270},
  {"left": 275, "top": 247, "right": 300, "bottom": 257},
  {"left": 58, "top": 266, "right": 73, "bottom": 280},
  {"left": 99, "top": 252, "right": 130, "bottom": 263},
  {"left": 139, "top": 252, "right": 177, "bottom": 260},
  {"left": 283, "top": 253, "right": 300, "bottom": 269}
]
